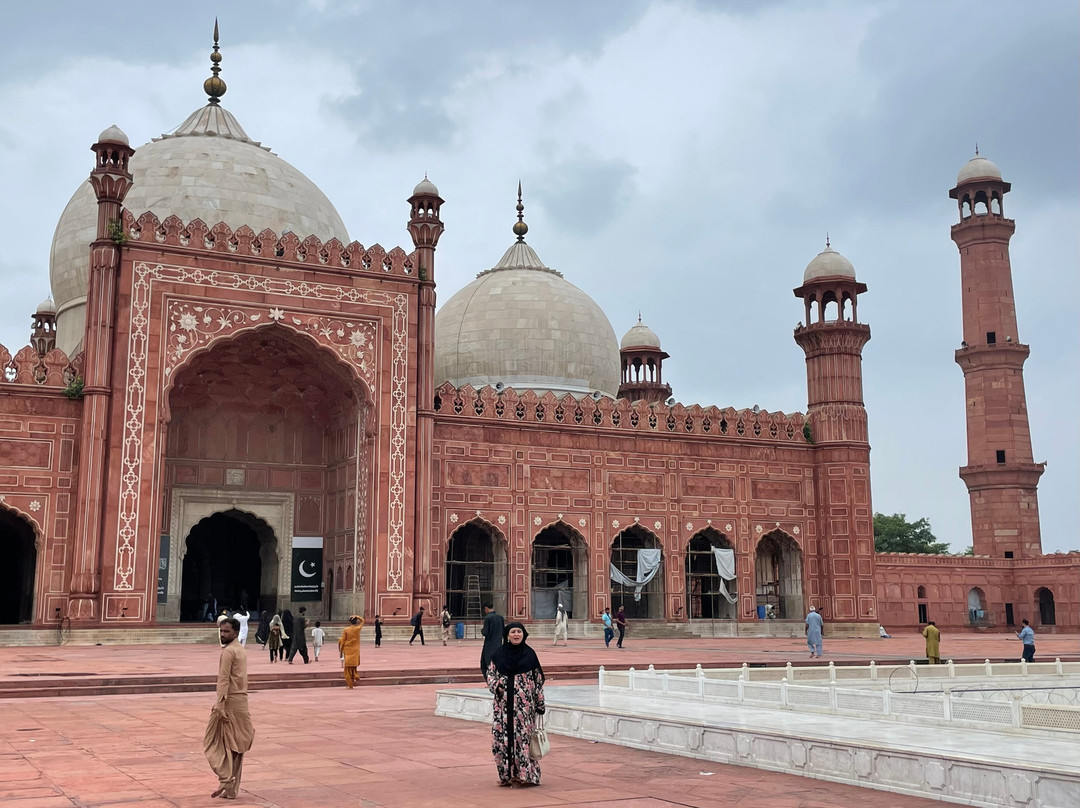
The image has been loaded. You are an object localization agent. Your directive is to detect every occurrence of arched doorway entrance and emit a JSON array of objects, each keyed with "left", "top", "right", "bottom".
[
  {"left": 610, "top": 525, "right": 664, "bottom": 620},
  {"left": 754, "top": 530, "right": 803, "bottom": 619},
  {"left": 180, "top": 510, "right": 276, "bottom": 621},
  {"left": 445, "top": 521, "right": 507, "bottom": 620},
  {"left": 0, "top": 507, "right": 37, "bottom": 624},
  {"left": 967, "top": 587, "right": 986, "bottom": 625},
  {"left": 531, "top": 522, "right": 588, "bottom": 619},
  {"left": 165, "top": 326, "right": 369, "bottom": 622},
  {"left": 1036, "top": 588, "right": 1056, "bottom": 626},
  {"left": 686, "top": 528, "right": 736, "bottom": 620}
]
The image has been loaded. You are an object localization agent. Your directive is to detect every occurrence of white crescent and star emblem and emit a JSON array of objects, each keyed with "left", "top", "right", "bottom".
[{"left": 298, "top": 560, "right": 317, "bottom": 578}]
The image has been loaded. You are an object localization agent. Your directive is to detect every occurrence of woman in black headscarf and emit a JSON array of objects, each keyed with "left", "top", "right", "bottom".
[
  {"left": 485, "top": 621, "right": 545, "bottom": 786},
  {"left": 253, "top": 610, "right": 270, "bottom": 646}
]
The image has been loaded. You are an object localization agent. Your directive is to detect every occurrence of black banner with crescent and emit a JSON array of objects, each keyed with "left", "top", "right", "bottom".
[{"left": 291, "top": 538, "right": 323, "bottom": 601}]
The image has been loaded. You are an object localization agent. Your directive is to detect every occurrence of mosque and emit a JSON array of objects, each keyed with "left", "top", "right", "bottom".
[{"left": 0, "top": 36, "right": 1074, "bottom": 637}]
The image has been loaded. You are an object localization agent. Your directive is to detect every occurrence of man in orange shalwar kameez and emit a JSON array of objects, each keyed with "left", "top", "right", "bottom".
[
  {"left": 204, "top": 617, "right": 254, "bottom": 799},
  {"left": 338, "top": 615, "right": 364, "bottom": 689}
]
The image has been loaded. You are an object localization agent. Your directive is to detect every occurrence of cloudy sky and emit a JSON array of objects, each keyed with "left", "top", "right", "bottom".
[{"left": 0, "top": 1, "right": 1075, "bottom": 553}]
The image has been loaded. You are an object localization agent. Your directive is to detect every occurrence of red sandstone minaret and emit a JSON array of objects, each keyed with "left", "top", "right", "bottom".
[
  {"left": 408, "top": 175, "right": 444, "bottom": 602},
  {"left": 68, "top": 124, "right": 135, "bottom": 621},
  {"left": 950, "top": 152, "right": 1043, "bottom": 558},
  {"left": 30, "top": 296, "right": 57, "bottom": 356},
  {"left": 794, "top": 242, "right": 877, "bottom": 623},
  {"left": 617, "top": 316, "right": 671, "bottom": 403}
]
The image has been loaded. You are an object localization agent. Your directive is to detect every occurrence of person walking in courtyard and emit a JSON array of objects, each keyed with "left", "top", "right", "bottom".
[
  {"left": 485, "top": 622, "right": 545, "bottom": 787},
  {"left": 481, "top": 603, "right": 505, "bottom": 676},
  {"left": 234, "top": 608, "right": 250, "bottom": 646},
  {"left": 373, "top": 614, "right": 382, "bottom": 647},
  {"left": 552, "top": 603, "right": 568, "bottom": 646},
  {"left": 615, "top": 605, "right": 628, "bottom": 649},
  {"left": 409, "top": 606, "right": 426, "bottom": 645},
  {"left": 254, "top": 610, "right": 269, "bottom": 646},
  {"left": 805, "top": 605, "right": 823, "bottom": 658},
  {"left": 281, "top": 609, "right": 294, "bottom": 647},
  {"left": 204, "top": 617, "right": 254, "bottom": 799},
  {"left": 440, "top": 604, "right": 453, "bottom": 646},
  {"left": 311, "top": 620, "right": 325, "bottom": 662},
  {"left": 1017, "top": 619, "right": 1036, "bottom": 662},
  {"left": 601, "top": 607, "right": 614, "bottom": 647},
  {"left": 338, "top": 615, "right": 364, "bottom": 688},
  {"left": 267, "top": 614, "right": 287, "bottom": 663},
  {"left": 287, "top": 606, "right": 310, "bottom": 664},
  {"left": 922, "top": 621, "right": 941, "bottom": 664}
]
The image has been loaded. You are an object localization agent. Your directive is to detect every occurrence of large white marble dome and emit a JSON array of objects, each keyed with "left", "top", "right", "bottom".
[
  {"left": 49, "top": 102, "right": 348, "bottom": 355},
  {"left": 435, "top": 233, "right": 621, "bottom": 398}
]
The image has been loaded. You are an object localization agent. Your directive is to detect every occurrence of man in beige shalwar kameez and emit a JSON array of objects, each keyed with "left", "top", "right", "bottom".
[{"left": 205, "top": 618, "right": 254, "bottom": 799}]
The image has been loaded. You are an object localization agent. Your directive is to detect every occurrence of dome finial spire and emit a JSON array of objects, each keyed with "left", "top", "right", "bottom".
[
  {"left": 825, "top": 232, "right": 831, "bottom": 249},
  {"left": 975, "top": 142, "right": 979, "bottom": 156},
  {"left": 204, "top": 18, "right": 227, "bottom": 106},
  {"left": 513, "top": 180, "right": 529, "bottom": 242}
]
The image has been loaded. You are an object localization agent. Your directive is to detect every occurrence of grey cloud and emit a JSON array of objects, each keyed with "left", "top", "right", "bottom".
[{"left": 532, "top": 153, "right": 638, "bottom": 236}]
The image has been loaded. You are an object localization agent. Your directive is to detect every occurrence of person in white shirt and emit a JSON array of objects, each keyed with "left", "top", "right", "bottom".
[
  {"left": 233, "top": 609, "right": 250, "bottom": 646},
  {"left": 552, "top": 603, "right": 568, "bottom": 646},
  {"left": 311, "top": 621, "right": 326, "bottom": 662}
]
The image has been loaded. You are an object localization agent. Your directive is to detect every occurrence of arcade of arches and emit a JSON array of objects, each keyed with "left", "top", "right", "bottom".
[
  {"left": 164, "top": 328, "right": 369, "bottom": 621},
  {"left": 0, "top": 508, "right": 37, "bottom": 624}
]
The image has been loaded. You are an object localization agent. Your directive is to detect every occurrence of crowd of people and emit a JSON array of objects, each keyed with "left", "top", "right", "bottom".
[{"left": 205, "top": 601, "right": 1045, "bottom": 796}]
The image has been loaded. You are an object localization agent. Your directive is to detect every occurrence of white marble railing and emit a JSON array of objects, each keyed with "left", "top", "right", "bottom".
[{"left": 599, "top": 661, "right": 1080, "bottom": 734}]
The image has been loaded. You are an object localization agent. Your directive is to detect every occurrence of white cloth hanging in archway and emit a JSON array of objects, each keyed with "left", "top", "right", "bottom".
[
  {"left": 712, "top": 547, "right": 738, "bottom": 604},
  {"left": 609, "top": 548, "right": 663, "bottom": 601}
]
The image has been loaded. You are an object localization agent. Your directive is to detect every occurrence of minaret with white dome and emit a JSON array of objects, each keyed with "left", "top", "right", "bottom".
[
  {"left": 793, "top": 239, "right": 876, "bottom": 623},
  {"left": 617, "top": 315, "right": 671, "bottom": 403},
  {"left": 30, "top": 296, "right": 57, "bottom": 356},
  {"left": 950, "top": 151, "right": 1043, "bottom": 558},
  {"left": 793, "top": 238, "right": 871, "bottom": 440}
]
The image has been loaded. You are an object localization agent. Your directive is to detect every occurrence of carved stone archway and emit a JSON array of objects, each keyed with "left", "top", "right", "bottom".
[{"left": 162, "top": 489, "right": 295, "bottom": 622}]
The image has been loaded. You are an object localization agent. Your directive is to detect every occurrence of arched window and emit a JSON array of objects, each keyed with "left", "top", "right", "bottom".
[
  {"left": 531, "top": 523, "right": 588, "bottom": 619},
  {"left": 0, "top": 507, "right": 37, "bottom": 624},
  {"left": 685, "top": 529, "right": 735, "bottom": 620},
  {"left": 610, "top": 526, "right": 664, "bottom": 620},
  {"left": 755, "top": 530, "right": 803, "bottom": 619},
  {"left": 967, "top": 587, "right": 987, "bottom": 625},
  {"left": 917, "top": 585, "right": 927, "bottom": 599},
  {"left": 1036, "top": 588, "right": 1056, "bottom": 626},
  {"left": 445, "top": 521, "right": 508, "bottom": 620}
]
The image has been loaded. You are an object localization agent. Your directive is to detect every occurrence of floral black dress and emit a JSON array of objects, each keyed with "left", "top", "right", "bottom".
[{"left": 485, "top": 660, "right": 545, "bottom": 785}]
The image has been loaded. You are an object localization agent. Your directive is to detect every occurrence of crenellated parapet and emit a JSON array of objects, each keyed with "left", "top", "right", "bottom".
[
  {"left": 432, "top": 382, "right": 808, "bottom": 441},
  {"left": 0, "top": 344, "right": 82, "bottom": 389},
  {"left": 120, "top": 209, "right": 419, "bottom": 278}
]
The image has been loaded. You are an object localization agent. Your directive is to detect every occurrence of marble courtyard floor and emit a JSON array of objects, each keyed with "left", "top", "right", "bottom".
[{"left": 1, "top": 632, "right": 1076, "bottom": 807}]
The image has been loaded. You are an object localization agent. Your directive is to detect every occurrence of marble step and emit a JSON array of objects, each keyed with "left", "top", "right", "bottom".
[{"left": 435, "top": 684, "right": 1080, "bottom": 808}]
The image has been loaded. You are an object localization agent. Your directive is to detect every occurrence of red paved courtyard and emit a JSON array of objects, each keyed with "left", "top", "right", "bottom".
[{"left": 1, "top": 631, "right": 1075, "bottom": 807}]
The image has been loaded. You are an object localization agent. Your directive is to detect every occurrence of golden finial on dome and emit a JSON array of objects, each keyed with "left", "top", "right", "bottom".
[
  {"left": 512, "top": 180, "right": 529, "bottom": 241},
  {"left": 204, "top": 18, "right": 227, "bottom": 106}
]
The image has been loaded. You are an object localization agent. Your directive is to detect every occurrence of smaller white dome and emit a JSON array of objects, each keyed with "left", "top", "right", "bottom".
[
  {"left": 620, "top": 320, "right": 661, "bottom": 350},
  {"left": 413, "top": 176, "right": 440, "bottom": 197},
  {"left": 35, "top": 296, "right": 56, "bottom": 314},
  {"left": 803, "top": 244, "right": 856, "bottom": 282},
  {"left": 97, "top": 124, "right": 129, "bottom": 146},
  {"left": 957, "top": 154, "right": 1002, "bottom": 184}
]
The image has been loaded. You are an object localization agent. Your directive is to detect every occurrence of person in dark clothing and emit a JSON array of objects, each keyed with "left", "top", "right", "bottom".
[
  {"left": 281, "top": 609, "right": 294, "bottom": 645},
  {"left": 253, "top": 610, "right": 270, "bottom": 646},
  {"left": 615, "top": 605, "right": 628, "bottom": 649},
  {"left": 374, "top": 614, "right": 383, "bottom": 647},
  {"left": 409, "top": 606, "right": 426, "bottom": 645},
  {"left": 287, "top": 606, "right": 310, "bottom": 663},
  {"left": 480, "top": 603, "right": 505, "bottom": 676}
]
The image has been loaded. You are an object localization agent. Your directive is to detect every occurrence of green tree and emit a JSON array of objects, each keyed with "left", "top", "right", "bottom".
[{"left": 873, "top": 512, "right": 950, "bottom": 554}]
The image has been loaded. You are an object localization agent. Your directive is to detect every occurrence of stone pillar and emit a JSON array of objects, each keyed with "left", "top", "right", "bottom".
[{"left": 68, "top": 126, "right": 134, "bottom": 621}]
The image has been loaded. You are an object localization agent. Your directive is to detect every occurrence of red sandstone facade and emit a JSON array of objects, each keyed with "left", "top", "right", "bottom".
[{"left": 0, "top": 130, "right": 1074, "bottom": 637}]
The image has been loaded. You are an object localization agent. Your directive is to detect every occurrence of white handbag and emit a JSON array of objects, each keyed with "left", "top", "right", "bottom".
[{"left": 529, "top": 713, "right": 550, "bottom": 759}]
